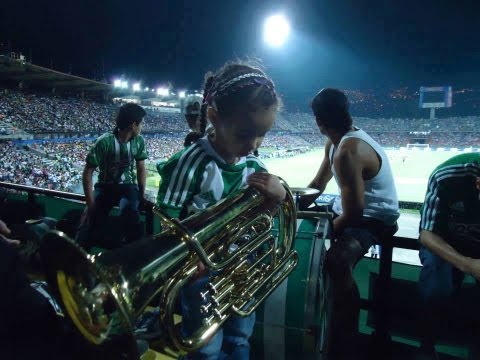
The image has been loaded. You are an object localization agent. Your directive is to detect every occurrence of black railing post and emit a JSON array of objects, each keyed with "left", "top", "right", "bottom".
[
  {"left": 375, "top": 240, "right": 393, "bottom": 344},
  {"left": 371, "top": 223, "right": 399, "bottom": 356}
]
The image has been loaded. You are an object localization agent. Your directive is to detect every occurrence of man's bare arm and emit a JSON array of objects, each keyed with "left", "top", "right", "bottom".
[
  {"left": 420, "top": 229, "right": 480, "bottom": 280},
  {"left": 299, "top": 141, "right": 334, "bottom": 209},
  {"left": 136, "top": 160, "right": 147, "bottom": 201},
  {"left": 332, "top": 140, "right": 364, "bottom": 235},
  {"left": 82, "top": 166, "right": 95, "bottom": 209}
]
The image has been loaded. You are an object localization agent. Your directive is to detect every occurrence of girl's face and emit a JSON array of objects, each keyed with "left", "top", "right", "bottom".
[{"left": 209, "top": 105, "right": 276, "bottom": 164}]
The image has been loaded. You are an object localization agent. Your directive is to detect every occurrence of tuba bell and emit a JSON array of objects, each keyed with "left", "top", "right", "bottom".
[{"left": 41, "top": 182, "right": 298, "bottom": 359}]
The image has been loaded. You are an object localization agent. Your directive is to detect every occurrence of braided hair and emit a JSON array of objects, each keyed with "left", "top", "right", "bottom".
[{"left": 183, "top": 61, "right": 279, "bottom": 146}]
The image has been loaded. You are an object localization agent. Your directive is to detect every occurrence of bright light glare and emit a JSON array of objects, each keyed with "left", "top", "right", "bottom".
[
  {"left": 133, "top": 83, "right": 141, "bottom": 92},
  {"left": 114, "top": 79, "right": 122, "bottom": 88},
  {"left": 179, "top": 91, "right": 186, "bottom": 98},
  {"left": 157, "top": 87, "right": 169, "bottom": 96},
  {"left": 264, "top": 14, "right": 290, "bottom": 47}
]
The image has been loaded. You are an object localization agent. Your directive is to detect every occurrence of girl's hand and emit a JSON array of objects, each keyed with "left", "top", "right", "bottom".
[
  {"left": 192, "top": 261, "right": 208, "bottom": 281},
  {"left": 247, "top": 172, "right": 286, "bottom": 203}
]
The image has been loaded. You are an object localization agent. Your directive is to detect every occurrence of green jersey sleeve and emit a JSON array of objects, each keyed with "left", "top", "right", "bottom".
[
  {"left": 86, "top": 138, "right": 106, "bottom": 168},
  {"left": 155, "top": 149, "right": 196, "bottom": 219},
  {"left": 419, "top": 172, "right": 449, "bottom": 236},
  {"left": 134, "top": 136, "right": 148, "bottom": 161}
]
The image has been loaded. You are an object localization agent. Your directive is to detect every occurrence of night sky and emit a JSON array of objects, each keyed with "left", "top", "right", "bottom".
[{"left": 1, "top": 0, "right": 479, "bottom": 106}]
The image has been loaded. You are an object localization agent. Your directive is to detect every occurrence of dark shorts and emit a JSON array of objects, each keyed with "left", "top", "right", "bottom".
[
  {"left": 335, "top": 216, "right": 396, "bottom": 254},
  {"left": 341, "top": 226, "right": 378, "bottom": 254}
]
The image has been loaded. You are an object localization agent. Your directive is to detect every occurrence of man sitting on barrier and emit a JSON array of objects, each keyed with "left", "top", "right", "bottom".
[
  {"left": 299, "top": 88, "right": 400, "bottom": 359},
  {"left": 418, "top": 152, "right": 480, "bottom": 359},
  {"left": 76, "top": 103, "right": 148, "bottom": 250}
]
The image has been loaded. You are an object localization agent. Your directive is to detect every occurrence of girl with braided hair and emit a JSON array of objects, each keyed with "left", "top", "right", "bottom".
[{"left": 155, "top": 61, "right": 285, "bottom": 359}]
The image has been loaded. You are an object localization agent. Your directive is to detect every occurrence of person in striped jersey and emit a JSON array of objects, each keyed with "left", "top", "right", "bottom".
[
  {"left": 156, "top": 61, "right": 286, "bottom": 360},
  {"left": 418, "top": 152, "right": 480, "bottom": 359},
  {"left": 76, "top": 103, "right": 148, "bottom": 250}
]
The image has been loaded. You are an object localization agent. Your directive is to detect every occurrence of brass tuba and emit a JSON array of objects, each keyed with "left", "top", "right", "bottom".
[{"left": 41, "top": 183, "right": 297, "bottom": 359}]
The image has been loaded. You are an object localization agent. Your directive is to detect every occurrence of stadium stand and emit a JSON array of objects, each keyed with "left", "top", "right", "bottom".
[{"left": 1, "top": 85, "right": 479, "bottom": 193}]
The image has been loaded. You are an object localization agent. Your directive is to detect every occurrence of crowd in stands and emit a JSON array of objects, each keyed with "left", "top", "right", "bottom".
[
  {"left": 429, "top": 132, "right": 480, "bottom": 147},
  {"left": 261, "top": 133, "right": 311, "bottom": 149},
  {"left": 283, "top": 112, "right": 479, "bottom": 133},
  {"left": 0, "top": 87, "right": 479, "bottom": 193},
  {"left": 0, "top": 89, "right": 115, "bottom": 132},
  {"left": 32, "top": 140, "right": 92, "bottom": 166},
  {"left": 369, "top": 132, "right": 408, "bottom": 147},
  {"left": 0, "top": 89, "right": 188, "bottom": 134},
  {"left": 342, "top": 87, "right": 480, "bottom": 118},
  {"left": 1, "top": 88, "right": 479, "bottom": 136},
  {"left": 142, "top": 111, "right": 187, "bottom": 132},
  {"left": 0, "top": 142, "right": 81, "bottom": 191},
  {"left": 144, "top": 136, "right": 185, "bottom": 160}
]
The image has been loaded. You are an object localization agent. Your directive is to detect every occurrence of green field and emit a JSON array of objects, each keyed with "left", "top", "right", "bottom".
[{"left": 146, "top": 148, "right": 462, "bottom": 203}]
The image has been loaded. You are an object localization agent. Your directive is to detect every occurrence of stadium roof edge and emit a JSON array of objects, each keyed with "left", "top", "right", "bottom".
[{"left": 0, "top": 55, "right": 112, "bottom": 92}]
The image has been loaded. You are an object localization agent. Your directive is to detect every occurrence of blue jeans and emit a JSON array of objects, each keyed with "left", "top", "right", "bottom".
[
  {"left": 418, "top": 247, "right": 480, "bottom": 357},
  {"left": 418, "top": 247, "right": 465, "bottom": 303},
  {"left": 76, "top": 183, "right": 141, "bottom": 250},
  {"left": 181, "top": 275, "right": 255, "bottom": 360}
]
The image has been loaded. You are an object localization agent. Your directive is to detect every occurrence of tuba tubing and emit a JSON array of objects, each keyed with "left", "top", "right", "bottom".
[
  {"left": 41, "top": 182, "right": 297, "bottom": 359},
  {"left": 157, "top": 182, "right": 297, "bottom": 353}
]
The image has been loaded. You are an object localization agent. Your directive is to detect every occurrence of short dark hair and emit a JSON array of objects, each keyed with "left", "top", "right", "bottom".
[
  {"left": 115, "top": 103, "right": 146, "bottom": 131},
  {"left": 311, "top": 88, "right": 352, "bottom": 133}
]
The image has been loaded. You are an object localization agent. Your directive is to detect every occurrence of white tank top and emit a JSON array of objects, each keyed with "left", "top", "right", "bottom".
[{"left": 329, "top": 128, "right": 399, "bottom": 225}]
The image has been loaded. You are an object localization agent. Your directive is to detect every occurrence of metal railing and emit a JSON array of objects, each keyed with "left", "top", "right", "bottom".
[{"left": 0, "top": 181, "right": 154, "bottom": 235}]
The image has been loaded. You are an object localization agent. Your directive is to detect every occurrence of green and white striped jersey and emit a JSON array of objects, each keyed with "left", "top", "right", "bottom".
[
  {"left": 420, "top": 152, "right": 480, "bottom": 249},
  {"left": 86, "top": 132, "right": 148, "bottom": 184},
  {"left": 156, "top": 137, "right": 267, "bottom": 219}
]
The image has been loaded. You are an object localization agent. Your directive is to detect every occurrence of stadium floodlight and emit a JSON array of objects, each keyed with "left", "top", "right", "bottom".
[
  {"left": 157, "top": 87, "right": 169, "bottom": 96},
  {"left": 133, "top": 83, "right": 141, "bottom": 92},
  {"left": 179, "top": 91, "right": 186, "bottom": 98},
  {"left": 263, "top": 14, "right": 290, "bottom": 47},
  {"left": 120, "top": 81, "right": 128, "bottom": 89},
  {"left": 114, "top": 79, "right": 122, "bottom": 88},
  {"left": 145, "top": 87, "right": 149, "bottom": 91}
]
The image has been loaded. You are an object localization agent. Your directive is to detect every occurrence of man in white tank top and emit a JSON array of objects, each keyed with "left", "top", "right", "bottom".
[{"left": 300, "top": 88, "right": 399, "bottom": 360}]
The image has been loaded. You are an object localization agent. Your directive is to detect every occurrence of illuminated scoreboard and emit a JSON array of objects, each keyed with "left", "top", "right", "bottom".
[{"left": 419, "top": 86, "right": 452, "bottom": 108}]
